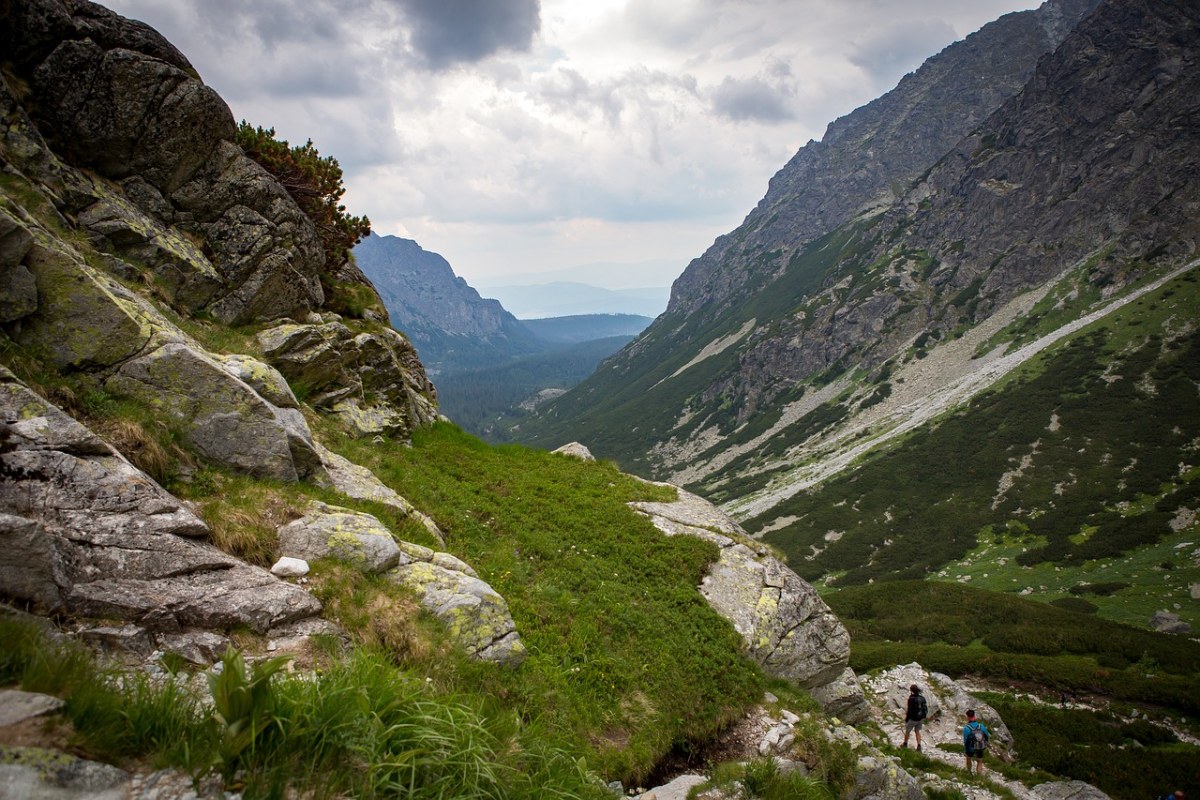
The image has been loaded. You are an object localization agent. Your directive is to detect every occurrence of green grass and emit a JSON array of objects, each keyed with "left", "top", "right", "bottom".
[
  {"left": 336, "top": 422, "right": 766, "bottom": 783},
  {"left": 0, "top": 618, "right": 615, "bottom": 798},
  {"left": 980, "top": 693, "right": 1200, "bottom": 798}
]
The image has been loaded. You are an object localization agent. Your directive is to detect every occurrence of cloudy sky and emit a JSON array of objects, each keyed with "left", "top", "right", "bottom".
[{"left": 104, "top": 0, "right": 1040, "bottom": 287}]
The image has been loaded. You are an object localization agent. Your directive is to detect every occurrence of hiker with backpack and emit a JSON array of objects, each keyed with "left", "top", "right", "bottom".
[
  {"left": 902, "top": 684, "right": 927, "bottom": 751},
  {"left": 962, "top": 709, "right": 990, "bottom": 774}
]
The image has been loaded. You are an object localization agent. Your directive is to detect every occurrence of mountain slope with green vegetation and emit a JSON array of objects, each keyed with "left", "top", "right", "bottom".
[
  {"left": 751, "top": 267, "right": 1200, "bottom": 631},
  {"left": 513, "top": 0, "right": 1200, "bottom": 639}
]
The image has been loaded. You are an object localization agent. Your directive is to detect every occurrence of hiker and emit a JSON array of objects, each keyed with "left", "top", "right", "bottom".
[
  {"left": 1156, "top": 791, "right": 1185, "bottom": 800},
  {"left": 962, "top": 709, "right": 990, "bottom": 774},
  {"left": 902, "top": 684, "right": 927, "bottom": 751}
]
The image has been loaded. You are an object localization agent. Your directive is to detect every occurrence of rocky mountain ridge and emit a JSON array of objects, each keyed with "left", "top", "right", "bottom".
[
  {"left": 665, "top": 0, "right": 1101, "bottom": 321},
  {"left": 353, "top": 232, "right": 545, "bottom": 375},
  {"left": 516, "top": 0, "right": 1199, "bottom": 531}
]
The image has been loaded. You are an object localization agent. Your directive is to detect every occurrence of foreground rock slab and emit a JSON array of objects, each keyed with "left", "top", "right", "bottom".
[{"left": 0, "top": 370, "right": 321, "bottom": 635}]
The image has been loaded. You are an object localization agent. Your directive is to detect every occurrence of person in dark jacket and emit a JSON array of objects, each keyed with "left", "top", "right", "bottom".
[{"left": 902, "top": 684, "right": 926, "bottom": 751}]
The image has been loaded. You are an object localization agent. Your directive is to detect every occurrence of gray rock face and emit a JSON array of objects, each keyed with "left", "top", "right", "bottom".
[
  {"left": 30, "top": 39, "right": 232, "bottom": 194},
  {"left": 278, "top": 502, "right": 403, "bottom": 574},
  {"left": 4, "top": 0, "right": 328, "bottom": 325},
  {"left": 108, "top": 341, "right": 327, "bottom": 484},
  {"left": 3, "top": 210, "right": 329, "bottom": 484},
  {"left": 0, "top": 210, "right": 37, "bottom": 323},
  {"left": 0, "top": 371, "right": 321, "bottom": 634},
  {"left": 631, "top": 487, "right": 855, "bottom": 695},
  {"left": 387, "top": 553, "right": 525, "bottom": 665},
  {"left": 172, "top": 140, "right": 325, "bottom": 323},
  {"left": 257, "top": 319, "right": 438, "bottom": 438}
]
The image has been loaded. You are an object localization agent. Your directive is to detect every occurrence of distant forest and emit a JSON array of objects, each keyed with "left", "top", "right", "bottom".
[{"left": 435, "top": 335, "right": 634, "bottom": 439}]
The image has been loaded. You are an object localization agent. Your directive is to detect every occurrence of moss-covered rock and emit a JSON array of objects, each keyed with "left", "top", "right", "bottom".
[
  {"left": 258, "top": 319, "right": 437, "bottom": 439},
  {"left": 277, "top": 501, "right": 402, "bottom": 573},
  {"left": 107, "top": 341, "right": 327, "bottom": 483},
  {"left": 631, "top": 487, "right": 853, "bottom": 692},
  {"left": 388, "top": 557, "right": 525, "bottom": 665}
]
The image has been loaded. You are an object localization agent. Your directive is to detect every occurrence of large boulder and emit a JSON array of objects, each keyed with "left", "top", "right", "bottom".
[
  {"left": 257, "top": 319, "right": 438, "bottom": 438},
  {"left": 0, "top": 370, "right": 321, "bottom": 635},
  {"left": 107, "top": 341, "right": 327, "bottom": 483},
  {"left": 631, "top": 488, "right": 854, "bottom": 693},
  {"left": 277, "top": 502, "right": 403, "bottom": 574},
  {"left": 387, "top": 551, "right": 525, "bottom": 666}
]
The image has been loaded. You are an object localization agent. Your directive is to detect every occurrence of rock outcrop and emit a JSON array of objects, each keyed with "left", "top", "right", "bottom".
[
  {"left": 629, "top": 484, "right": 861, "bottom": 709},
  {"left": 0, "top": 0, "right": 437, "bottom": 450},
  {"left": 863, "top": 663, "right": 1015, "bottom": 758},
  {"left": 278, "top": 502, "right": 404, "bottom": 574},
  {"left": 0, "top": 370, "right": 322, "bottom": 636},
  {"left": 2, "top": 0, "right": 325, "bottom": 324},
  {"left": 257, "top": 318, "right": 438, "bottom": 437},
  {"left": 387, "top": 543, "right": 526, "bottom": 665}
]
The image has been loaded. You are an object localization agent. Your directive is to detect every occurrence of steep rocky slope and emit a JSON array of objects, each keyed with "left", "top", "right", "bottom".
[
  {"left": 354, "top": 232, "right": 543, "bottom": 375},
  {"left": 517, "top": 0, "right": 1200, "bottom": 548},
  {"left": 0, "top": 0, "right": 449, "bottom": 648},
  {"left": 667, "top": 0, "right": 1100, "bottom": 321},
  {"left": 518, "top": 0, "right": 1105, "bottom": 462}
]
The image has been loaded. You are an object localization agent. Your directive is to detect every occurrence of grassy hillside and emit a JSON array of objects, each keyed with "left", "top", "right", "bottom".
[
  {"left": 750, "top": 268, "right": 1200, "bottom": 630},
  {"left": 334, "top": 424, "right": 765, "bottom": 781},
  {"left": 824, "top": 581, "right": 1200, "bottom": 798}
]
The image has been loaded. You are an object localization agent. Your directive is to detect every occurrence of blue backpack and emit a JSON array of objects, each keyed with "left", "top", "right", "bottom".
[{"left": 967, "top": 722, "right": 988, "bottom": 754}]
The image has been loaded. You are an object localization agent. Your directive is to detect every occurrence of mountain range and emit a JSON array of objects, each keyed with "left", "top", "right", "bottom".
[{"left": 513, "top": 0, "right": 1200, "bottom": 629}]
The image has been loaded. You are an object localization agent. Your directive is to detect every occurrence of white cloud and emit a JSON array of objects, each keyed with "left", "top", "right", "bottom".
[{"left": 102, "top": 0, "right": 1040, "bottom": 284}]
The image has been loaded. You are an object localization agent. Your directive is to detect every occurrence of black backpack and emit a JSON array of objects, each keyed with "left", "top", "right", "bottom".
[
  {"left": 967, "top": 722, "right": 988, "bottom": 754},
  {"left": 914, "top": 694, "right": 928, "bottom": 720}
]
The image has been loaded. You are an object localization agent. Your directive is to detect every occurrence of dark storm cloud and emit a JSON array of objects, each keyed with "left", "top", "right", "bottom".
[
  {"left": 710, "top": 75, "right": 794, "bottom": 123},
  {"left": 394, "top": 0, "right": 541, "bottom": 70}
]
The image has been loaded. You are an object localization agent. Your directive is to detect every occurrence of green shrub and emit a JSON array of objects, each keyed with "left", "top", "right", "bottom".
[
  {"left": 234, "top": 122, "right": 370, "bottom": 267},
  {"left": 1048, "top": 597, "right": 1097, "bottom": 615}
]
